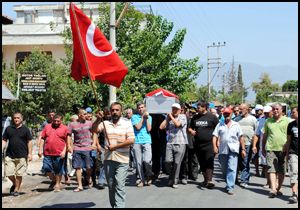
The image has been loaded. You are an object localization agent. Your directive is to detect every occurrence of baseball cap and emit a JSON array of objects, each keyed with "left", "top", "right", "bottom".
[
  {"left": 255, "top": 104, "right": 264, "bottom": 111},
  {"left": 223, "top": 107, "right": 232, "bottom": 114},
  {"left": 209, "top": 102, "right": 215, "bottom": 109},
  {"left": 263, "top": 105, "right": 272, "bottom": 113},
  {"left": 172, "top": 103, "right": 181, "bottom": 109},
  {"left": 86, "top": 107, "right": 92, "bottom": 113}
]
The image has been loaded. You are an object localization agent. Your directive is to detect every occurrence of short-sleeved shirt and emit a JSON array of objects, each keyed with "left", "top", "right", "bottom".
[
  {"left": 39, "top": 120, "right": 50, "bottom": 131},
  {"left": 212, "top": 121, "right": 243, "bottom": 155},
  {"left": 190, "top": 112, "right": 219, "bottom": 147},
  {"left": 41, "top": 123, "right": 69, "bottom": 156},
  {"left": 287, "top": 120, "right": 298, "bottom": 155},
  {"left": 131, "top": 114, "right": 152, "bottom": 144},
  {"left": 68, "top": 120, "right": 93, "bottom": 151},
  {"left": 264, "top": 116, "right": 289, "bottom": 151},
  {"left": 98, "top": 118, "right": 135, "bottom": 163},
  {"left": 166, "top": 114, "right": 188, "bottom": 145},
  {"left": 234, "top": 114, "right": 257, "bottom": 145},
  {"left": 2, "top": 125, "right": 32, "bottom": 158},
  {"left": 255, "top": 116, "right": 266, "bottom": 139}
]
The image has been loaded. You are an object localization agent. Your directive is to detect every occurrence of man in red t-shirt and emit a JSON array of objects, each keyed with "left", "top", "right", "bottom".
[{"left": 39, "top": 114, "right": 69, "bottom": 192}]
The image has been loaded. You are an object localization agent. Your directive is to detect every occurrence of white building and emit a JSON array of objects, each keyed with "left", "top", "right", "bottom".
[{"left": 2, "top": 2, "right": 103, "bottom": 67}]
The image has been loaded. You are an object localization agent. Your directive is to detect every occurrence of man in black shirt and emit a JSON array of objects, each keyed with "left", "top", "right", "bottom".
[
  {"left": 2, "top": 112, "right": 32, "bottom": 196},
  {"left": 189, "top": 101, "right": 219, "bottom": 188},
  {"left": 283, "top": 107, "right": 298, "bottom": 203}
]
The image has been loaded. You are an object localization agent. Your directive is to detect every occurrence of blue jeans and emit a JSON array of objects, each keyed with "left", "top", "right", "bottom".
[
  {"left": 98, "top": 152, "right": 106, "bottom": 185},
  {"left": 104, "top": 160, "right": 129, "bottom": 208},
  {"left": 239, "top": 144, "right": 252, "bottom": 184},
  {"left": 219, "top": 152, "right": 238, "bottom": 191}
]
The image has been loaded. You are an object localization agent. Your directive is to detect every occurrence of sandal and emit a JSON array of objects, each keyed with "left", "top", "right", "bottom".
[
  {"left": 73, "top": 187, "right": 83, "bottom": 192},
  {"left": 269, "top": 191, "right": 276, "bottom": 198},
  {"left": 88, "top": 181, "right": 93, "bottom": 189}
]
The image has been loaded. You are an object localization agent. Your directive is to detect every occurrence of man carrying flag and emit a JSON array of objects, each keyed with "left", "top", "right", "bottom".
[{"left": 69, "top": 2, "right": 132, "bottom": 207}]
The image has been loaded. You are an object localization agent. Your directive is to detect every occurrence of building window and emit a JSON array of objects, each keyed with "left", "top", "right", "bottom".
[
  {"left": 16, "top": 51, "right": 52, "bottom": 64},
  {"left": 24, "top": 12, "right": 35, "bottom": 23},
  {"left": 53, "top": 10, "right": 64, "bottom": 23}
]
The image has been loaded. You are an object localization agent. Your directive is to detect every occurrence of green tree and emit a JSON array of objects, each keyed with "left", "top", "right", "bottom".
[
  {"left": 197, "top": 85, "right": 217, "bottom": 102},
  {"left": 282, "top": 80, "right": 298, "bottom": 92},
  {"left": 251, "top": 73, "right": 280, "bottom": 104},
  {"left": 237, "top": 64, "right": 247, "bottom": 100},
  {"left": 227, "top": 57, "right": 236, "bottom": 95},
  {"left": 61, "top": 3, "right": 202, "bottom": 108},
  {"left": 2, "top": 49, "right": 90, "bottom": 127}
]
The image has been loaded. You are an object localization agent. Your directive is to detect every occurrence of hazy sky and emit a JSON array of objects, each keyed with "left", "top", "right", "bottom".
[{"left": 3, "top": 2, "right": 297, "bottom": 68}]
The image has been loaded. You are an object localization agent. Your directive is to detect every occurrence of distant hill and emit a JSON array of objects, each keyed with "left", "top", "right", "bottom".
[{"left": 195, "top": 62, "right": 298, "bottom": 102}]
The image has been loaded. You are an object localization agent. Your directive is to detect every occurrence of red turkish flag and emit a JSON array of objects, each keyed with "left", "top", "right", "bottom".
[{"left": 69, "top": 3, "right": 128, "bottom": 88}]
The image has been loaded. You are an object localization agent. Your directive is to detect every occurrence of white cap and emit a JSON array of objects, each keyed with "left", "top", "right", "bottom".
[
  {"left": 263, "top": 105, "right": 272, "bottom": 113},
  {"left": 255, "top": 104, "right": 264, "bottom": 111},
  {"left": 172, "top": 103, "right": 181, "bottom": 109}
]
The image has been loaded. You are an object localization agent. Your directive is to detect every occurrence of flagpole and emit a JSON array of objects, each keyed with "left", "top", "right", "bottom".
[
  {"left": 109, "top": 2, "right": 117, "bottom": 106},
  {"left": 70, "top": 2, "right": 111, "bottom": 145}
]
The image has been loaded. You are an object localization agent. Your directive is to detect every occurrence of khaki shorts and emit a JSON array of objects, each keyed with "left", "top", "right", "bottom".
[
  {"left": 288, "top": 154, "right": 298, "bottom": 184},
  {"left": 4, "top": 156, "right": 28, "bottom": 177},
  {"left": 266, "top": 151, "right": 285, "bottom": 174}
]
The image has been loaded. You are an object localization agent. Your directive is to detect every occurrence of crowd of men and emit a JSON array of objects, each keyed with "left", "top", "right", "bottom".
[{"left": 2, "top": 101, "right": 298, "bottom": 207}]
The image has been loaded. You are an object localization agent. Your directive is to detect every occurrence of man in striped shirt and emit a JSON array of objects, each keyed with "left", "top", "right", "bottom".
[
  {"left": 92, "top": 102, "right": 135, "bottom": 208},
  {"left": 68, "top": 108, "right": 96, "bottom": 192}
]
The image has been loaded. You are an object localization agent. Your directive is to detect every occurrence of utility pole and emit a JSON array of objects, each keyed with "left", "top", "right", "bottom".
[
  {"left": 109, "top": 2, "right": 116, "bottom": 106},
  {"left": 207, "top": 41, "right": 226, "bottom": 101}
]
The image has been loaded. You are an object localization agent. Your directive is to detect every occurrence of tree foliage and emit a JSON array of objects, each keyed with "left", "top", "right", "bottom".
[
  {"left": 197, "top": 85, "right": 217, "bottom": 102},
  {"left": 2, "top": 49, "right": 90, "bottom": 127},
  {"left": 282, "top": 80, "right": 298, "bottom": 92},
  {"left": 62, "top": 3, "right": 202, "bottom": 107},
  {"left": 251, "top": 73, "right": 280, "bottom": 104}
]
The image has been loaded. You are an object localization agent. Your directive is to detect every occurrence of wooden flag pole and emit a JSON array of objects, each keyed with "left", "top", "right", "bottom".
[
  {"left": 115, "top": 2, "right": 130, "bottom": 28},
  {"left": 70, "top": 2, "right": 111, "bottom": 145}
]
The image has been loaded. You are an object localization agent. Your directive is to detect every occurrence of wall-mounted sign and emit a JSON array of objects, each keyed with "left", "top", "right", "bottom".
[{"left": 21, "top": 73, "right": 47, "bottom": 92}]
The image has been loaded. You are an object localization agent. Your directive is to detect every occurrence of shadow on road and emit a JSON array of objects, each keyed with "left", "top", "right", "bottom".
[{"left": 41, "top": 202, "right": 96, "bottom": 208}]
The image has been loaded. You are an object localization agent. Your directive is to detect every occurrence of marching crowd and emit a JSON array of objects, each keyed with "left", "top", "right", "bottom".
[{"left": 2, "top": 101, "right": 298, "bottom": 207}]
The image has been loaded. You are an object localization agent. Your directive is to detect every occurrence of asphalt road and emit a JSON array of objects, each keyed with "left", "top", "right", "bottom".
[{"left": 2, "top": 158, "right": 298, "bottom": 208}]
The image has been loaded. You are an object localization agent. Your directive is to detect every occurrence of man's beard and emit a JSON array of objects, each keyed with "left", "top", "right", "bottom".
[{"left": 112, "top": 115, "right": 120, "bottom": 122}]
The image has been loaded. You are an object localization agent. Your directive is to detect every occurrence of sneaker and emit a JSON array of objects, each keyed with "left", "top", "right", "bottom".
[
  {"left": 172, "top": 184, "right": 179, "bottom": 189},
  {"left": 240, "top": 183, "right": 248, "bottom": 188},
  {"left": 181, "top": 179, "right": 188, "bottom": 185},
  {"left": 289, "top": 194, "right": 298, "bottom": 203},
  {"left": 135, "top": 179, "right": 142, "bottom": 185},
  {"left": 206, "top": 181, "right": 215, "bottom": 189},
  {"left": 98, "top": 183, "right": 105, "bottom": 190},
  {"left": 227, "top": 190, "right": 234, "bottom": 195}
]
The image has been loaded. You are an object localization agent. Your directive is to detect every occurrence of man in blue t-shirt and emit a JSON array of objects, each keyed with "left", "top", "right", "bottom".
[{"left": 131, "top": 102, "right": 153, "bottom": 187}]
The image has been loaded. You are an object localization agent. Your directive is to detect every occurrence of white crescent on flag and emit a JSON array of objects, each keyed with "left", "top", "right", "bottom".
[{"left": 86, "top": 22, "right": 113, "bottom": 57}]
